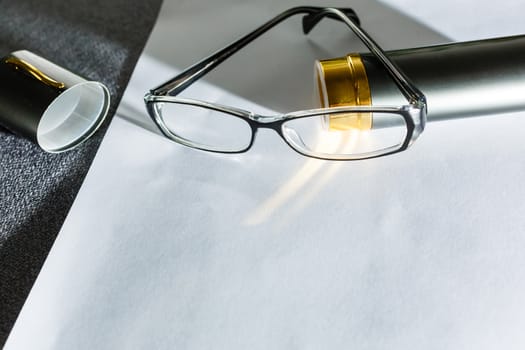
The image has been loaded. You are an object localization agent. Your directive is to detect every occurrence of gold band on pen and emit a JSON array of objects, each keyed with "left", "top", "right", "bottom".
[
  {"left": 5, "top": 56, "right": 65, "bottom": 90},
  {"left": 315, "top": 54, "right": 372, "bottom": 130}
]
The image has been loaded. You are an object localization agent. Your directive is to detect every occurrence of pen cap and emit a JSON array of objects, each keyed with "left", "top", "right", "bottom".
[
  {"left": 316, "top": 35, "right": 525, "bottom": 128},
  {"left": 0, "top": 50, "right": 110, "bottom": 152}
]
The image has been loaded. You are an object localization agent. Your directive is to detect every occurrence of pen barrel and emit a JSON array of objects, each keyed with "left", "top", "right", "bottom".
[{"left": 317, "top": 35, "right": 525, "bottom": 123}]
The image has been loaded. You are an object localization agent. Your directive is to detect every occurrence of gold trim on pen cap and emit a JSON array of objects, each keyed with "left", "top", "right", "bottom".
[
  {"left": 5, "top": 56, "right": 65, "bottom": 90},
  {"left": 315, "top": 53, "right": 372, "bottom": 130}
]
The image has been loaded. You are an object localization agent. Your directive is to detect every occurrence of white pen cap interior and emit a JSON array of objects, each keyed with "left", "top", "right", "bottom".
[{"left": 37, "top": 81, "right": 110, "bottom": 153}]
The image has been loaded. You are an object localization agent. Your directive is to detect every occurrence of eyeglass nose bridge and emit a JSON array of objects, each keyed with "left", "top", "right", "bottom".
[
  {"left": 248, "top": 114, "right": 288, "bottom": 141},
  {"left": 246, "top": 114, "right": 288, "bottom": 147},
  {"left": 250, "top": 113, "right": 286, "bottom": 124}
]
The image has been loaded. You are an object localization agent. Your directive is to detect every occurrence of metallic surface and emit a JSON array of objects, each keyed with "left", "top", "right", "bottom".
[
  {"left": 360, "top": 35, "right": 525, "bottom": 122},
  {"left": 5, "top": 56, "right": 65, "bottom": 90},
  {"left": 316, "top": 54, "right": 372, "bottom": 130}
]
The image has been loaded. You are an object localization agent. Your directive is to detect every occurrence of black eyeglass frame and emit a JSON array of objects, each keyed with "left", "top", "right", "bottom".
[{"left": 144, "top": 6, "right": 428, "bottom": 160}]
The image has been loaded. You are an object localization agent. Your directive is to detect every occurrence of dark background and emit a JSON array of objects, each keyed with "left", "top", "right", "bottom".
[{"left": 0, "top": 0, "right": 162, "bottom": 344}]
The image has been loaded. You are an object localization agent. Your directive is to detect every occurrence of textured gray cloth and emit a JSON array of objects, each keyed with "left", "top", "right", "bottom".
[{"left": 0, "top": 0, "right": 162, "bottom": 344}]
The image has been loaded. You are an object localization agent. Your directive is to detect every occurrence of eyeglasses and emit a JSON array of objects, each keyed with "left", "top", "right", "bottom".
[{"left": 144, "top": 6, "right": 427, "bottom": 160}]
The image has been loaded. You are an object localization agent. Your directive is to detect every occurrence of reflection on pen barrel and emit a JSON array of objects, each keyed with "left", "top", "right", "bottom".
[{"left": 316, "top": 35, "right": 525, "bottom": 129}]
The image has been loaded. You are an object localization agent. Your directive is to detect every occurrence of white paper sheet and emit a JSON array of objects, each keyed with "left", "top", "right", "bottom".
[{"left": 6, "top": 0, "right": 525, "bottom": 349}]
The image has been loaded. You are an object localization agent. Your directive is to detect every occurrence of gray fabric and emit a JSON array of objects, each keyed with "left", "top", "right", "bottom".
[{"left": 0, "top": 0, "right": 163, "bottom": 344}]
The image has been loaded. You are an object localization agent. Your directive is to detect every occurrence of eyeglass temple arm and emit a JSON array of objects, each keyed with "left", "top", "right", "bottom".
[
  {"left": 303, "top": 8, "right": 427, "bottom": 108},
  {"left": 150, "top": 6, "right": 360, "bottom": 97}
]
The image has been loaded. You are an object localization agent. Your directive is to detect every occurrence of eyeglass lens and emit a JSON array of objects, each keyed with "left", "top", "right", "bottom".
[
  {"left": 157, "top": 102, "right": 252, "bottom": 152},
  {"left": 282, "top": 112, "right": 407, "bottom": 158}
]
